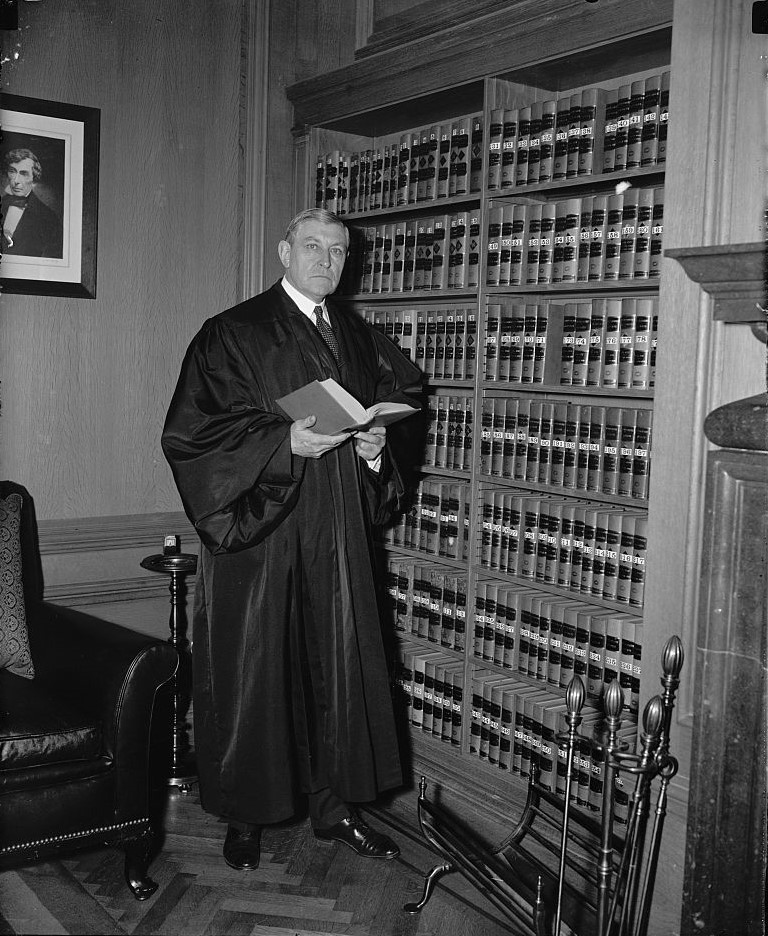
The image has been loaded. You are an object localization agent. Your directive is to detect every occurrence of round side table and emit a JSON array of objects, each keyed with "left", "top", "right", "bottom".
[{"left": 140, "top": 550, "right": 198, "bottom": 793}]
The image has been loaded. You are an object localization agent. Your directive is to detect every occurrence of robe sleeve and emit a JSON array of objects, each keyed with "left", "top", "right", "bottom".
[{"left": 161, "top": 317, "right": 304, "bottom": 555}]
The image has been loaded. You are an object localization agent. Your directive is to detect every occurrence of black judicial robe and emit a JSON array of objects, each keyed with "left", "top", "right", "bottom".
[{"left": 161, "top": 282, "right": 421, "bottom": 825}]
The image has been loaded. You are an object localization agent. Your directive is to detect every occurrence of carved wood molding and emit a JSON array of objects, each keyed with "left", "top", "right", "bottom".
[
  {"left": 37, "top": 510, "right": 193, "bottom": 555},
  {"left": 666, "top": 242, "right": 766, "bottom": 323}
]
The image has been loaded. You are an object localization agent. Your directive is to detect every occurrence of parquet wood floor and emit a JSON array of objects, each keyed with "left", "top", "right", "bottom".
[{"left": 0, "top": 788, "right": 513, "bottom": 936}]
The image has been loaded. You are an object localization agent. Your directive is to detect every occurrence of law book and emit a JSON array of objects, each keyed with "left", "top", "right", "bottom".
[
  {"left": 427, "top": 568, "right": 446, "bottom": 644},
  {"left": 574, "top": 607, "right": 592, "bottom": 682},
  {"left": 503, "top": 494, "right": 524, "bottom": 575},
  {"left": 315, "top": 153, "right": 326, "bottom": 208},
  {"left": 548, "top": 403, "right": 568, "bottom": 488},
  {"left": 519, "top": 303, "right": 538, "bottom": 383},
  {"left": 413, "top": 220, "right": 431, "bottom": 291},
  {"left": 491, "top": 396, "right": 506, "bottom": 476},
  {"left": 525, "top": 400, "right": 543, "bottom": 483},
  {"left": 465, "top": 311, "right": 478, "bottom": 379},
  {"left": 640, "top": 73, "right": 662, "bottom": 166},
  {"left": 497, "top": 400, "right": 516, "bottom": 479},
  {"left": 632, "top": 408, "right": 652, "bottom": 500},
  {"left": 538, "top": 99, "right": 557, "bottom": 183},
  {"left": 338, "top": 154, "right": 350, "bottom": 215},
  {"left": 396, "top": 133, "right": 410, "bottom": 206},
  {"left": 515, "top": 105, "right": 531, "bottom": 185},
  {"left": 631, "top": 619, "right": 643, "bottom": 715},
  {"left": 452, "top": 308, "right": 467, "bottom": 378},
  {"left": 407, "top": 130, "right": 421, "bottom": 204},
  {"left": 524, "top": 202, "right": 543, "bottom": 285},
  {"left": 576, "top": 195, "right": 594, "bottom": 281},
  {"left": 467, "top": 212, "right": 482, "bottom": 288},
  {"left": 556, "top": 503, "right": 577, "bottom": 586},
  {"left": 603, "top": 194, "right": 623, "bottom": 281},
  {"left": 501, "top": 108, "right": 519, "bottom": 188},
  {"left": 587, "top": 613, "right": 606, "bottom": 700},
  {"left": 631, "top": 298, "right": 654, "bottom": 388},
  {"left": 520, "top": 497, "right": 543, "bottom": 580},
  {"left": 430, "top": 660, "right": 445, "bottom": 738},
  {"left": 537, "top": 201, "right": 557, "bottom": 285},
  {"left": 592, "top": 509, "right": 614, "bottom": 599},
  {"left": 559, "top": 302, "right": 577, "bottom": 385},
  {"left": 601, "top": 300, "right": 622, "bottom": 387},
  {"left": 449, "top": 667, "right": 464, "bottom": 745},
  {"left": 537, "top": 402, "right": 554, "bottom": 485},
  {"left": 551, "top": 200, "right": 567, "bottom": 284},
  {"left": 618, "top": 409, "right": 638, "bottom": 498},
  {"left": 615, "top": 513, "right": 638, "bottom": 604},
  {"left": 587, "top": 406, "right": 607, "bottom": 493},
  {"left": 530, "top": 596, "right": 549, "bottom": 679},
  {"left": 649, "top": 312, "right": 658, "bottom": 388},
  {"left": 526, "top": 101, "right": 543, "bottom": 185},
  {"left": 497, "top": 205, "right": 514, "bottom": 285},
  {"left": 380, "top": 144, "right": 392, "bottom": 210},
  {"left": 371, "top": 225, "right": 385, "bottom": 293},
  {"left": 439, "top": 573, "right": 458, "bottom": 651},
  {"left": 565, "top": 91, "right": 583, "bottom": 178},
  {"left": 442, "top": 311, "right": 456, "bottom": 380},
  {"left": 421, "top": 125, "right": 439, "bottom": 201},
  {"left": 562, "top": 405, "right": 579, "bottom": 490},
  {"left": 657, "top": 71, "right": 670, "bottom": 164},
  {"left": 578, "top": 87, "right": 607, "bottom": 175},
  {"left": 617, "top": 188, "right": 640, "bottom": 279},
  {"left": 486, "top": 205, "right": 503, "bottom": 286},
  {"left": 613, "top": 84, "right": 632, "bottom": 172},
  {"left": 578, "top": 508, "right": 598, "bottom": 595},
  {"left": 588, "top": 194, "right": 608, "bottom": 281},
  {"left": 515, "top": 687, "right": 550, "bottom": 776},
  {"left": 575, "top": 408, "right": 592, "bottom": 491},
  {"left": 276, "top": 378, "right": 418, "bottom": 435},
  {"left": 492, "top": 586, "right": 509, "bottom": 666},
  {"left": 445, "top": 395, "right": 461, "bottom": 467},
  {"left": 508, "top": 204, "right": 528, "bottom": 286},
  {"left": 483, "top": 582, "right": 499, "bottom": 662},
  {"left": 496, "top": 303, "right": 513, "bottom": 381},
  {"left": 481, "top": 675, "right": 513, "bottom": 760},
  {"left": 539, "top": 700, "right": 567, "bottom": 791},
  {"left": 403, "top": 220, "right": 418, "bottom": 291},
  {"left": 601, "top": 407, "right": 622, "bottom": 496},
  {"left": 488, "top": 680, "right": 508, "bottom": 765},
  {"left": 429, "top": 214, "right": 450, "bottom": 290},
  {"left": 617, "top": 616, "right": 635, "bottom": 710},
  {"left": 487, "top": 107, "right": 505, "bottom": 189},
  {"left": 470, "top": 113, "right": 485, "bottom": 192},
  {"left": 612, "top": 301, "right": 634, "bottom": 389},
  {"left": 398, "top": 308, "right": 417, "bottom": 362},
  {"left": 625, "top": 79, "right": 646, "bottom": 170},
  {"left": 571, "top": 303, "right": 592, "bottom": 386},
  {"left": 362, "top": 148, "right": 375, "bottom": 212},
  {"left": 437, "top": 124, "right": 452, "bottom": 198},
  {"left": 586, "top": 299, "right": 607, "bottom": 386},
  {"left": 602, "top": 88, "right": 619, "bottom": 172},
  {"left": 469, "top": 674, "right": 486, "bottom": 752},
  {"left": 484, "top": 303, "right": 501, "bottom": 381},
  {"left": 433, "top": 389, "right": 449, "bottom": 460},
  {"left": 380, "top": 223, "right": 394, "bottom": 293},
  {"left": 499, "top": 687, "right": 516, "bottom": 769},
  {"left": 632, "top": 187, "right": 654, "bottom": 279},
  {"left": 323, "top": 150, "right": 340, "bottom": 214},
  {"left": 552, "top": 96, "right": 572, "bottom": 180},
  {"left": 371, "top": 147, "right": 385, "bottom": 210},
  {"left": 450, "top": 117, "right": 470, "bottom": 196},
  {"left": 449, "top": 211, "right": 469, "bottom": 289},
  {"left": 649, "top": 186, "right": 664, "bottom": 278},
  {"left": 479, "top": 398, "right": 493, "bottom": 474},
  {"left": 601, "top": 510, "right": 623, "bottom": 602}
]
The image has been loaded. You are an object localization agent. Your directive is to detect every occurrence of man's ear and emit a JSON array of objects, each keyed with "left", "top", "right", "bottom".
[{"left": 277, "top": 239, "right": 291, "bottom": 270}]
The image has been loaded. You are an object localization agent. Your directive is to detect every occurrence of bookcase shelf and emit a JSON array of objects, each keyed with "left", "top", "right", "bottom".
[{"left": 290, "top": 4, "right": 670, "bottom": 839}]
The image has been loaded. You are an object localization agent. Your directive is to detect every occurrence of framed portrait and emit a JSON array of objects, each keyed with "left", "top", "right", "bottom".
[{"left": 1, "top": 94, "right": 100, "bottom": 299}]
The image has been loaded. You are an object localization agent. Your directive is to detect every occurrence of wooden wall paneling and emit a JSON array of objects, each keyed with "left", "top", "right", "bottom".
[{"left": 0, "top": 0, "right": 242, "bottom": 523}]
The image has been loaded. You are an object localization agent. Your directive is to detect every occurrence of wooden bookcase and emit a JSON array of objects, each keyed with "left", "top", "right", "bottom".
[{"left": 287, "top": 5, "right": 676, "bottom": 829}]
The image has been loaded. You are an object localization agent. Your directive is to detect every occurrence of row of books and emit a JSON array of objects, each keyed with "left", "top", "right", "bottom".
[
  {"left": 383, "top": 478, "right": 471, "bottom": 560},
  {"left": 479, "top": 398, "right": 652, "bottom": 499},
  {"left": 484, "top": 298, "right": 658, "bottom": 391},
  {"left": 315, "top": 111, "right": 483, "bottom": 216},
  {"left": 472, "top": 582, "right": 642, "bottom": 709},
  {"left": 353, "top": 212, "right": 481, "bottom": 294},
  {"left": 487, "top": 71, "right": 670, "bottom": 189},
  {"left": 359, "top": 305, "right": 478, "bottom": 379},
  {"left": 485, "top": 187, "right": 664, "bottom": 287},
  {"left": 477, "top": 492, "right": 648, "bottom": 608},
  {"left": 468, "top": 669, "right": 636, "bottom": 819},
  {"left": 394, "top": 639, "right": 465, "bottom": 745},
  {"left": 383, "top": 558, "right": 467, "bottom": 652},
  {"left": 422, "top": 394, "right": 474, "bottom": 470}
]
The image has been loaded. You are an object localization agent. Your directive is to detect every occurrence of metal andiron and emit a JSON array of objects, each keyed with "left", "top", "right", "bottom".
[{"left": 141, "top": 535, "right": 197, "bottom": 793}]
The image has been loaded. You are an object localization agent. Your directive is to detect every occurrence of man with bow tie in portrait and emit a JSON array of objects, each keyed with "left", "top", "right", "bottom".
[{"left": 1, "top": 147, "right": 63, "bottom": 258}]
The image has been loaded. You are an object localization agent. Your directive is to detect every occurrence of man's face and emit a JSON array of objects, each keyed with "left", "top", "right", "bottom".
[
  {"left": 5, "top": 158, "right": 36, "bottom": 197},
  {"left": 278, "top": 219, "right": 348, "bottom": 304}
]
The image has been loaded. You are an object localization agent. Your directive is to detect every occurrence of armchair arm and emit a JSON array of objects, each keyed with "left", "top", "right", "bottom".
[{"left": 27, "top": 601, "right": 178, "bottom": 817}]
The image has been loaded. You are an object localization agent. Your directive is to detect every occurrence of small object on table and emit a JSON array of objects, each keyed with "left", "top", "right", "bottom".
[{"left": 141, "top": 535, "right": 198, "bottom": 793}]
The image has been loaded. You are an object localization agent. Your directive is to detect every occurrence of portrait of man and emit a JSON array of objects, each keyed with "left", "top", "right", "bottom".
[{"left": 1, "top": 146, "right": 64, "bottom": 258}]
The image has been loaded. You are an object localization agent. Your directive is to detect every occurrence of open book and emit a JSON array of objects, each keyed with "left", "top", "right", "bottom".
[{"left": 276, "top": 378, "right": 419, "bottom": 435}]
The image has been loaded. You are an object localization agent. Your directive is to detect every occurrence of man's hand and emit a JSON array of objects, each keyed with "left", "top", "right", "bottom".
[
  {"left": 354, "top": 425, "right": 386, "bottom": 462},
  {"left": 290, "top": 415, "right": 351, "bottom": 458}
]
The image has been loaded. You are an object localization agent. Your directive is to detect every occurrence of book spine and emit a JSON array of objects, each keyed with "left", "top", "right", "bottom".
[
  {"left": 602, "top": 88, "right": 619, "bottom": 172},
  {"left": 538, "top": 99, "right": 557, "bottom": 183},
  {"left": 515, "top": 105, "right": 531, "bottom": 185},
  {"left": 618, "top": 188, "right": 640, "bottom": 280},
  {"left": 397, "top": 133, "right": 410, "bottom": 206},
  {"left": 501, "top": 108, "right": 518, "bottom": 188},
  {"left": 467, "top": 212, "right": 481, "bottom": 288},
  {"left": 625, "top": 79, "right": 646, "bottom": 170},
  {"left": 470, "top": 113, "right": 484, "bottom": 192},
  {"left": 408, "top": 130, "right": 421, "bottom": 204},
  {"left": 649, "top": 186, "right": 664, "bottom": 278},
  {"left": 450, "top": 117, "right": 470, "bottom": 197},
  {"left": 537, "top": 203, "right": 557, "bottom": 285},
  {"left": 640, "top": 73, "right": 662, "bottom": 167},
  {"left": 526, "top": 101, "right": 543, "bottom": 185},
  {"left": 578, "top": 87, "right": 607, "bottom": 176},
  {"left": 486, "top": 205, "right": 503, "bottom": 286},
  {"left": 613, "top": 84, "right": 631, "bottom": 172},
  {"left": 588, "top": 194, "right": 608, "bottom": 281},
  {"left": 509, "top": 204, "right": 527, "bottom": 286},
  {"left": 632, "top": 188, "right": 654, "bottom": 279},
  {"left": 487, "top": 108, "right": 504, "bottom": 190},
  {"left": 658, "top": 71, "right": 670, "bottom": 164},
  {"left": 565, "top": 92, "right": 582, "bottom": 178}
]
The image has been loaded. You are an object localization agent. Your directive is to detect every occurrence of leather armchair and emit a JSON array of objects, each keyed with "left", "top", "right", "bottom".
[{"left": 0, "top": 482, "right": 178, "bottom": 899}]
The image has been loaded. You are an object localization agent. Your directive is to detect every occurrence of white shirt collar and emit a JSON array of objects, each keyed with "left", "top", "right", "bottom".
[{"left": 281, "top": 276, "right": 326, "bottom": 320}]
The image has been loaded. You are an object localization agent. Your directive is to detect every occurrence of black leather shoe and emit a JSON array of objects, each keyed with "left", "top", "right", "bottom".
[
  {"left": 223, "top": 825, "right": 261, "bottom": 870},
  {"left": 313, "top": 814, "right": 400, "bottom": 860}
]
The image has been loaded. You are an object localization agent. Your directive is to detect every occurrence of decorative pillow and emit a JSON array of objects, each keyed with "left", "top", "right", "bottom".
[{"left": 0, "top": 493, "right": 35, "bottom": 679}]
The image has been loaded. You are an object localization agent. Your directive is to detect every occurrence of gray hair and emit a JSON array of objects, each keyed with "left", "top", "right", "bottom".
[{"left": 284, "top": 208, "right": 349, "bottom": 247}]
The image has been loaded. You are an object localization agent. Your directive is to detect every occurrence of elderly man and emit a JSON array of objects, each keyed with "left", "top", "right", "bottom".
[
  {"left": 1, "top": 147, "right": 62, "bottom": 258},
  {"left": 162, "top": 208, "right": 421, "bottom": 870}
]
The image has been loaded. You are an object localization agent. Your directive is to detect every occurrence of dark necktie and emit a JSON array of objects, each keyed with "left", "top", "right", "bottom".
[
  {"left": 2, "top": 195, "right": 27, "bottom": 209},
  {"left": 313, "top": 305, "right": 340, "bottom": 363}
]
